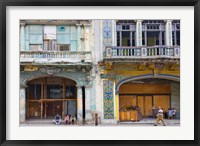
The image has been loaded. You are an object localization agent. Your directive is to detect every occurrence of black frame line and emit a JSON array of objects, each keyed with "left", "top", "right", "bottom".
[{"left": 0, "top": 0, "right": 199, "bottom": 146}]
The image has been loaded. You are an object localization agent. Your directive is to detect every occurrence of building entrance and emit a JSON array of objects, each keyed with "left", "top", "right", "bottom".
[
  {"left": 118, "top": 79, "right": 172, "bottom": 121},
  {"left": 26, "top": 77, "right": 77, "bottom": 119}
]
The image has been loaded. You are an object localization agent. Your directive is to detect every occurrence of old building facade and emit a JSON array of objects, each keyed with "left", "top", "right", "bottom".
[
  {"left": 20, "top": 20, "right": 97, "bottom": 123},
  {"left": 98, "top": 20, "right": 180, "bottom": 123},
  {"left": 20, "top": 19, "right": 180, "bottom": 124}
]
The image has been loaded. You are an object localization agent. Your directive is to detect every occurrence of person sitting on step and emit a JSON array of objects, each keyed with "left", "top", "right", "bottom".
[
  {"left": 70, "top": 115, "right": 76, "bottom": 125},
  {"left": 64, "top": 114, "right": 70, "bottom": 125},
  {"left": 53, "top": 114, "right": 62, "bottom": 125}
]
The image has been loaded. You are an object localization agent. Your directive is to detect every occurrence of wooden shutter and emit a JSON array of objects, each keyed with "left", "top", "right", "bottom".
[{"left": 29, "top": 25, "right": 43, "bottom": 44}]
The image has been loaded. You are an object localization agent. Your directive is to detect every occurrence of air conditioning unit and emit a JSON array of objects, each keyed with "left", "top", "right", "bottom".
[
  {"left": 80, "top": 37, "right": 85, "bottom": 41},
  {"left": 58, "top": 44, "right": 70, "bottom": 51}
]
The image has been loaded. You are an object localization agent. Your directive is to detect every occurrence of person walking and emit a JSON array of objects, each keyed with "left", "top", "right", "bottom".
[{"left": 154, "top": 107, "right": 166, "bottom": 126}]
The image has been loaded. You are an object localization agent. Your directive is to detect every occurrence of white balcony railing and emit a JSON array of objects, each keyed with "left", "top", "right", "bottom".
[
  {"left": 20, "top": 51, "right": 92, "bottom": 63},
  {"left": 105, "top": 46, "right": 180, "bottom": 59}
]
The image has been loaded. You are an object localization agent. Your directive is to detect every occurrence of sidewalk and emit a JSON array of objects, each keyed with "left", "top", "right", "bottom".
[{"left": 21, "top": 118, "right": 180, "bottom": 126}]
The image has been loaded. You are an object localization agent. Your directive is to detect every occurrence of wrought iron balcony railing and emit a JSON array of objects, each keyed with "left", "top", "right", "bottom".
[
  {"left": 104, "top": 46, "right": 180, "bottom": 59},
  {"left": 20, "top": 51, "right": 92, "bottom": 63}
]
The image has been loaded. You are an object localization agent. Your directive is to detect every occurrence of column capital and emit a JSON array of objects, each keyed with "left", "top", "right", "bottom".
[
  {"left": 83, "top": 24, "right": 91, "bottom": 27},
  {"left": 84, "top": 85, "right": 92, "bottom": 88},
  {"left": 76, "top": 24, "right": 82, "bottom": 27},
  {"left": 20, "top": 21, "right": 26, "bottom": 26},
  {"left": 135, "top": 20, "right": 143, "bottom": 23},
  {"left": 76, "top": 85, "right": 83, "bottom": 89},
  {"left": 165, "top": 20, "right": 173, "bottom": 23}
]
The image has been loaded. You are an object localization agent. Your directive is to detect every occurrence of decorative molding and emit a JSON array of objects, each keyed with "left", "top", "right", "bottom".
[
  {"left": 24, "top": 66, "right": 39, "bottom": 71},
  {"left": 115, "top": 74, "right": 180, "bottom": 94},
  {"left": 40, "top": 67, "right": 62, "bottom": 75}
]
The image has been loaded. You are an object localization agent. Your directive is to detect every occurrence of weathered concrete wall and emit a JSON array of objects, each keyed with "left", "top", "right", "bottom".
[
  {"left": 171, "top": 82, "right": 180, "bottom": 118},
  {"left": 85, "top": 86, "right": 93, "bottom": 121},
  {"left": 93, "top": 73, "right": 103, "bottom": 120},
  {"left": 20, "top": 88, "right": 26, "bottom": 123}
]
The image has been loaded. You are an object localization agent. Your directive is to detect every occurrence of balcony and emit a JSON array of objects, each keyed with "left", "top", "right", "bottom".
[
  {"left": 20, "top": 51, "right": 92, "bottom": 64},
  {"left": 104, "top": 46, "right": 180, "bottom": 62}
]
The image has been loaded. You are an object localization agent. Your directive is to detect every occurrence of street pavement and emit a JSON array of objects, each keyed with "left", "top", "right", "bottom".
[{"left": 21, "top": 118, "right": 180, "bottom": 127}]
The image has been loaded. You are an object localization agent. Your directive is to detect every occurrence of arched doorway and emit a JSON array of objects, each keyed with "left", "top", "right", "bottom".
[
  {"left": 26, "top": 76, "right": 77, "bottom": 119},
  {"left": 118, "top": 78, "right": 180, "bottom": 121}
]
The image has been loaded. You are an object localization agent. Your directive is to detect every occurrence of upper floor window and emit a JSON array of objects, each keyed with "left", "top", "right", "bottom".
[
  {"left": 28, "top": 25, "right": 77, "bottom": 51},
  {"left": 116, "top": 21, "right": 136, "bottom": 47}
]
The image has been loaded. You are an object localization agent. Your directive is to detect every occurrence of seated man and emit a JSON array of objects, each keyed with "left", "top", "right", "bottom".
[
  {"left": 70, "top": 115, "right": 76, "bottom": 125},
  {"left": 64, "top": 114, "right": 69, "bottom": 125},
  {"left": 53, "top": 114, "right": 62, "bottom": 125}
]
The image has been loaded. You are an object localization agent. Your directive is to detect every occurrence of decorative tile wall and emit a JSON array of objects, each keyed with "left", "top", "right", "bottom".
[
  {"left": 103, "top": 80, "right": 114, "bottom": 119},
  {"left": 103, "top": 20, "right": 113, "bottom": 48}
]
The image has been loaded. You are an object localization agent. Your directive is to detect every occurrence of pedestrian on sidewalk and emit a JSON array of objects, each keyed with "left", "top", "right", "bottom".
[
  {"left": 172, "top": 107, "right": 176, "bottom": 119},
  {"left": 154, "top": 107, "right": 166, "bottom": 126}
]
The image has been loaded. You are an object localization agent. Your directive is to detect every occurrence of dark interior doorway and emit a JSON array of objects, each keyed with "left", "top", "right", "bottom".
[{"left": 82, "top": 86, "right": 85, "bottom": 120}]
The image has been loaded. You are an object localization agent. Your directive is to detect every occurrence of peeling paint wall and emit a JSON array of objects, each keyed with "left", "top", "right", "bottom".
[
  {"left": 20, "top": 88, "right": 26, "bottom": 123},
  {"left": 171, "top": 82, "right": 180, "bottom": 118}
]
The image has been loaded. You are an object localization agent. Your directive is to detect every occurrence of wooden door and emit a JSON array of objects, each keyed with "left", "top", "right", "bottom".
[
  {"left": 54, "top": 101, "right": 63, "bottom": 117},
  {"left": 47, "top": 102, "right": 54, "bottom": 117},
  {"left": 144, "top": 96, "right": 153, "bottom": 116},
  {"left": 138, "top": 96, "right": 153, "bottom": 117},
  {"left": 153, "top": 95, "right": 170, "bottom": 113},
  {"left": 119, "top": 95, "right": 136, "bottom": 110},
  {"left": 119, "top": 95, "right": 136, "bottom": 121},
  {"left": 138, "top": 96, "right": 144, "bottom": 115}
]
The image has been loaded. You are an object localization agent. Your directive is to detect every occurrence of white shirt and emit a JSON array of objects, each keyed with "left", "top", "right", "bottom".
[
  {"left": 172, "top": 109, "right": 176, "bottom": 115},
  {"left": 157, "top": 109, "right": 164, "bottom": 116}
]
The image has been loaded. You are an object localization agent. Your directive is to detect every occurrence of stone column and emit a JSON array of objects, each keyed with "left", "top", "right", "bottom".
[
  {"left": 159, "top": 31, "right": 162, "bottom": 45},
  {"left": 83, "top": 24, "right": 91, "bottom": 51},
  {"left": 20, "top": 87, "right": 26, "bottom": 123},
  {"left": 20, "top": 22, "right": 26, "bottom": 51},
  {"left": 119, "top": 31, "right": 122, "bottom": 46},
  {"left": 130, "top": 31, "right": 132, "bottom": 46},
  {"left": 85, "top": 85, "right": 92, "bottom": 121},
  {"left": 76, "top": 85, "right": 83, "bottom": 122},
  {"left": 136, "top": 20, "right": 143, "bottom": 46},
  {"left": 25, "top": 25, "right": 29, "bottom": 51},
  {"left": 76, "top": 24, "right": 82, "bottom": 51},
  {"left": 115, "top": 94, "right": 119, "bottom": 122},
  {"left": 112, "top": 20, "right": 117, "bottom": 46},
  {"left": 144, "top": 31, "right": 147, "bottom": 46},
  {"left": 165, "top": 20, "right": 173, "bottom": 46}
]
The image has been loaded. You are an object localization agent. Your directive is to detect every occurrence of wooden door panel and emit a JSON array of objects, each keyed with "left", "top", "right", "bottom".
[
  {"left": 144, "top": 96, "right": 153, "bottom": 116},
  {"left": 153, "top": 95, "right": 170, "bottom": 112},
  {"left": 119, "top": 96, "right": 136, "bottom": 109},
  {"left": 47, "top": 102, "right": 54, "bottom": 117},
  {"left": 138, "top": 96, "right": 144, "bottom": 115}
]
